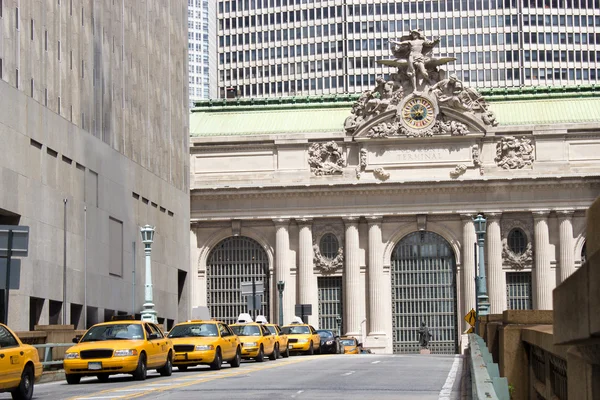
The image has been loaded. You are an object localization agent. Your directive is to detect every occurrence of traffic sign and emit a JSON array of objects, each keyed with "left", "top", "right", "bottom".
[
  {"left": 246, "top": 294, "right": 262, "bottom": 311},
  {"left": 0, "top": 259, "right": 20, "bottom": 290},
  {"left": 241, "top": 281, "right": 264, "bottom": 295},
  {"left": 295, "top": 304, "right": 312, "bottom": 317},
  {"left": 0, "top": 226, "right": 29, "bottom": 257},
  {"left": 464, "top": 308, "right": 476, "bottom": 327}
]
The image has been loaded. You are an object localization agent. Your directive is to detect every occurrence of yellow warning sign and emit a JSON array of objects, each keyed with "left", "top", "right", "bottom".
[{"left": 464, "top": 308, "right": 476, "bottom": 327}]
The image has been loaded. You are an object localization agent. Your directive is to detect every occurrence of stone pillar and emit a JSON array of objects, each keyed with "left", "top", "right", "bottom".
[
  {"left": 274, "top": 219, "right": 290, "bottom": 324},
  {"left": 367, "top": 217, "right": 385, "bottom": 335},
  {"left": 461, "top": 214, "right": 477, "bottom": 328},
  {"left": 557, "top": 210, "right": 575, "bottom": 285},
  {"left": 533, "top": 211, "right": 552, "bottom": 310},
  {"left": 486, "top": 213, "right": 506, "bottom": 314},
  {"left": 344, "top": 217, "right": 360, "bottom": 336},
  {"left": 297, "top": 219, "right": 317, "bottom": 326}
]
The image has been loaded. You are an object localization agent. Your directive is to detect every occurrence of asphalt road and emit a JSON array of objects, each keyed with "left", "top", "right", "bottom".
[{"left": 3, "top": 353, "right": 468, "bottom": 400}]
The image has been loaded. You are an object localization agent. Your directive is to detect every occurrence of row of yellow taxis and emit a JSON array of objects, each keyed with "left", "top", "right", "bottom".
[{"left": 1, "top": 314, "right": 360, "bottom": 399}]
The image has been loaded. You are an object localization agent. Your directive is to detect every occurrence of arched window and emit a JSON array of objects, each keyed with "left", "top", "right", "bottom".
[
  {"left": 508, "top": 228, "right": 527, "bottom": 255},
  {"left": 319, "top": 233, "right": 339, "bottom": 259}
]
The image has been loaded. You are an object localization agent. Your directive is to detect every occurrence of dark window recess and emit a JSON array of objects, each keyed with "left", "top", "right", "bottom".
[
  {"left": 142, "top": 197, "right": 149, "bottom": 204},
  {"left": 167, "top": 211, "right": 174, "bottom": 217},
  {"left": 46, "top": 147, "right": 58, "bottom": 157},
  {"left": 75, "top": 163, "right": 85, "bottom": 171},
  {"left": 151, "top": 202, "right": 158, "bottom": 208},
  {"left": 132, "top": 192, "right": 140, "bottom": 200},
  {"left": 62, "top": 155, "right": 72, "bottom": 164},
  {"left": 508, "top": 228, "right": 528, "bottom": 255},
  {"left": 30, "top": 139, "right": 42, "bottom": 149},
  {"left": 160, "top": 207, "right": 166, "bottom": 213}
]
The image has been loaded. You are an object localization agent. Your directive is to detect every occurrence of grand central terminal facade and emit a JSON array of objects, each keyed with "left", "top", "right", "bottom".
[{"left": 189, "top": 34, "right": 600, "bottom": 354}]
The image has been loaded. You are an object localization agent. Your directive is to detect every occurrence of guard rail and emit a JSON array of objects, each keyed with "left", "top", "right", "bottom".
[
  {"left": 33, "top": 343, "right": 72, "bottom": 368},
  {"left": 469, "top": 333, "right": 510, "bottom": 400}
]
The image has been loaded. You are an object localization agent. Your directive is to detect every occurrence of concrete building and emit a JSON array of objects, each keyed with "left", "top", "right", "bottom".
[
  {"left": 215, "top": 0, "right": 600, "bottom": 98},
  {"left": 0, "top": 0, "right": 190, "bottom": 331},
  {"left": 189, "top": 35, "right": 600, "bottom": 353},
  {"left": 188, "top": 0, "right": 218, "bottom": 105}
]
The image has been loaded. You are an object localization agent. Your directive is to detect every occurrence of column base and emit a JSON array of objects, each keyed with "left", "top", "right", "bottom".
[
  {"left": 419, "top": 349, "right": 431, "bottom": 355},
  {"left": 141, "top": 302, "right": 157, "bottom": 324},
  {"left": 364, "top": 333, "right": 390, "bottom": 354}
]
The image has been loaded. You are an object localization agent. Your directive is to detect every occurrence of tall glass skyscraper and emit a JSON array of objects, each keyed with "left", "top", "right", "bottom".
[
  {"left": 215, "top": 0, "right": 600, "bottom": 99},
  {"left": 189, "top": 0, "right": 218, "bottom": 104}
]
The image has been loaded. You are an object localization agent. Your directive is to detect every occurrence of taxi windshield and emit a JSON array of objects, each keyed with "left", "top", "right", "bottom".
[
  {"left": 281, "top": 325, "right": 310, "bottom": 335},
  {"left": 168, "top": 324, "right": 219, "bottom": 338},
  {"left": 231, "top": 325, "right": 261, "bottom": 336},
  {"left": 340, "top": 339, "right": 356, "bottom": 346},
  {"left": 317, "top": 330, "right": 333, "bottom": 338},
  {"left": 266, "top": 326, "right": 277, "bottom": 335},
  {"left": 80, "top": 324, "right": 144, "bottom": 342}
]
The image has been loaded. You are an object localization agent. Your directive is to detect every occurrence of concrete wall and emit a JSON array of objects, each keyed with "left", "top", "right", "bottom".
[{"left": 0, "top": 0, "right": 190, "bottom": 331}]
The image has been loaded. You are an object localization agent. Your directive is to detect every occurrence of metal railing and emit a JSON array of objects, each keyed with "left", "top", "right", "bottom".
[
  {"left": 33, "top": 343, "right": 73, "bottom": 368},
  {"left": 469, "top": 334, "right": 510, "bottom": 400}
]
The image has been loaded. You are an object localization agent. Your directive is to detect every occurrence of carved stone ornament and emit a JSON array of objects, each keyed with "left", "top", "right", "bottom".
[
  {"left": 313, "top": 243, "right": 344, "bottom": 274},
  {"left": 472, "top": 144, "right": 484, "bottom": 175},
  {"left": 500, "top": 217, "right": 534, "bottom": 241},
  {"left": 494, "top": 136, "right": 535, "bottom": 169},
  {"left": 449, "top": 164, "right": 467, "bottom": 178},
  {"left": 344, "top": 29, "right": 498, "bottom": 137},
  {"left": 502, "top": 239, "right": 533, "bottom": 270},
  {"left": 356, "top": 148, "right": 368, "bottom": 179},
  {"left": 373, "top": 167, "right": 390, "bottom": 181},
  {"left": 308, "top": 141, "right": 345, "bottom": 176}
]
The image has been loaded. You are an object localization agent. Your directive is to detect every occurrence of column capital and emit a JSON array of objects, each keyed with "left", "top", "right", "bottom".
[
  {"left": 273, "top": 218, "right": 290, "bottom": 227},
  {"left": 342, "top": 216, "right": 360, "bottom": 224},
  {"left": 485, "top": 211, "right": 503, "bottom": 220},
  {"left": 459, "top": 212, "right": 477, "bottom": 220},
  {"left": 296, "top": 218, "right": 313, "bottom": 227},
  {"left": 366, "top": 215, "right": 383, "bottom": 225},
  {"left": 532, "top": 210, "right": 551, "bottom": 220},
  {"left": 556, "top": 209, "right": 575, "bottom": 219}
]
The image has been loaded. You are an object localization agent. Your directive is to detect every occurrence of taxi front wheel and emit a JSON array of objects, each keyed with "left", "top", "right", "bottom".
[
  {"left": 307, "top": 341, "right": 314, "bottom": 356},
  {"left": 255, "top": 345, "right": 265, "bottom": 362},
  {"left": 230, "top": 347, "right": 241, "bottom": 368},
  {"left": 158, "top": 352, "right": 173, "bottom": 377},
  {"left": 269, "top": 343, "right": 278, "bottom": 360},
  {"left": 65, "top": 374, "right": 81, "bottom": 385},
  {"left": 209, "top": 348, "right": 222, "bottom": 370},
  {"left": 133, "top": 353, "right": 147, "bottom": 381},
  {"left": 11, "top": 365, "right": 34, "bottom": 400}
]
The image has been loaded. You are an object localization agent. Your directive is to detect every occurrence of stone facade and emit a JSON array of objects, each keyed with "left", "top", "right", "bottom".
[
  {"left": 0, "top": 0, "right": 190, "bottom": 331},
  {"left": 190, "top": 33, "right": 598, "bottom": 354}
]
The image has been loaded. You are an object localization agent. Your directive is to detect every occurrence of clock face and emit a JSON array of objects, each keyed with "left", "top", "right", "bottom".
[{"left": 401, "top": 97, "right": 436, "bottom": 129}]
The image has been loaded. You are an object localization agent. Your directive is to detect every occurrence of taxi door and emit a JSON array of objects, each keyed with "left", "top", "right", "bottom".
[
  {"left": 260, "top": 325, "right": 275, "bottom": 354},
  {"left": 0, "top": 326, "right": 22, "bottom": 390},
  {"left": 147, "top": 323, "right": 169, "bottom": 368},
  {"left": 143, "top": 323, "right": 160, "bottom": 368},
  {"left": 218, "top": 324, "right": 235, "bottom": 360}
]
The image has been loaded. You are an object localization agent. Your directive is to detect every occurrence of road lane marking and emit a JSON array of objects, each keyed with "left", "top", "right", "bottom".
[
  {"left": 341, "top": 371, "right": 355, "bottom": 376},
  {"left": 291, "top": 390, "right": 304, "bottom": 398},
  {"left": 67, "top": 357, "right": 315, "bottom": 400},
  {"left": 371, "top": 360, "right": 381, "bottom": 364},
  {"left": 438, "top": 355, "right": 461, "bottom": 400}
]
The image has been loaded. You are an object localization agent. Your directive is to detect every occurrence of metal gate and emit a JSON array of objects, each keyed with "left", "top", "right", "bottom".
[
  {"left": 318, "top": 277, "right": 343, "bottom": 335},
  {"left": 206, "top": 236, "right": 270, "bottom": 325},
  {"left": 506, "top": 271, "right": 532, "bottom": 310},
  {"left": 391, "top": 231, "right": 458, "bottom": 354}
]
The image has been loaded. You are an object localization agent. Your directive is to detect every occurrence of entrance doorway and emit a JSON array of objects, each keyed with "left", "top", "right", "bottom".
[{"left": 391, "top": 231, "right": 458, "bottom": 354}]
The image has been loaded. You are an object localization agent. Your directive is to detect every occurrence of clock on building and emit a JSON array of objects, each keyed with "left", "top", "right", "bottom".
[{"left": 400, "top": 96, "right": 436, "bottom": 130}]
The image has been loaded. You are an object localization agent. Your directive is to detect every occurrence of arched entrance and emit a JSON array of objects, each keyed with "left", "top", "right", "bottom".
[
  {"left": 206, "top": 236, "right": 270, "bottom": 324},
  {"left": 391, "top": 231, "right": 458, "bottom": 354}
]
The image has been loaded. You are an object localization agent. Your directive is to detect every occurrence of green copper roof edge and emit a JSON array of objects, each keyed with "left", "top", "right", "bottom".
[{"left": 191, "top": 85, "right": 600, "bottom": 112}]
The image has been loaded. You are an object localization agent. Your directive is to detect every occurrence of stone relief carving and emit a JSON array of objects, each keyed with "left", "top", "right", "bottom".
[
  {"left": 344, "top": 29, "right": 498, "bottom": 136},
  {"left": 502, "top": 239, "right": 533, "bottom": 270},
  {"left": 494, "top": 136, "right": 535, "bottom": 169},
  {"left": 313, "top": 243, "right": 344, "bottom": 274},
  {"left": 471, "top": 144, "right": 484, "bottom": 175},
  {"left": 373, "top": 168, "right": 390, "bottom": 181},
  {"left": 356, "top": 148, "right": 367, "bottom": 179},
  {"left": 449, "top": 164, "right": 467, "bottom": 178},
  {"left": 500, "top": 217, "right": 534, "bottom": 240},
  {"left": 308, "top": 141, "right": 345, "bottom": 176},
  {"left": 313, "top": 224, "right": 344, "bottom": 245}
]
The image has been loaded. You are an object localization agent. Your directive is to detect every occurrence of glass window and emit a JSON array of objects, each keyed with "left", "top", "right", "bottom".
[
  {"left": 0, "top": 326, "right": 18, "bottom": 348},
  {"left": 320, "top": 233, "right": 339, "bottom": 259},
  {"left": 508, "top": 228, "right": 527, "bottom": 255}
]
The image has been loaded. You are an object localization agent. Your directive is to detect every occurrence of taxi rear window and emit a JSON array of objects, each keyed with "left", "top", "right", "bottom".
[
  {"left": 168, "top": 324, "right": 218, "bottom": 338},
  {"left": 231, "top": 325, "right": 261, "bottom": 336},
  {"left": 281, "top": 325, "right": 310, "bottom": 335}
]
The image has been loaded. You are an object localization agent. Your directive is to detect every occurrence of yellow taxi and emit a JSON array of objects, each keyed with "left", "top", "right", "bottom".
[
  {"left": 167, "top": 320, "right": 241, "bottom": 371},
  {"left": 264, "top": 324, "right": 289, "bottom": 358},
  {"left": 230, "top": 315, "right": 277, "bottom": 362},
  {"left": 280, "top": 320, "right": 321, "bottom": 355},
  {"left": 63, "top": 319, "right": 173, "bottom": 384},
  {"left": 340, "top": 336, "right": 360, "bottom": 354},
  {"left": 0, "top": 323, "right": 43, "bottom": 400}
]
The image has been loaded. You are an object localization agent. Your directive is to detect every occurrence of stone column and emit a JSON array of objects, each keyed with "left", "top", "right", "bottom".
[
  {"left": 344, "top": 217, "right": 360, "bottom": 336},
  {"left": 274, "top": 219, "right": 290, "bottom": 324},
  {"left": 533, "top": 211, "right": 552, "bottom": 310},
  {"left": 557, "top": 210, "right": 575, "bottom": 285},
  {"left": 486, "top": 213, "right": 506, "bottom": 314},
  {"left": 461, "top": 214, "right": 477, "bottom": 324},
  {"left": 367, "top": 217, "right": 385, "bottom": 335},
  {"left": 297, "top": 219, "right": 317, "bottom": 326}
]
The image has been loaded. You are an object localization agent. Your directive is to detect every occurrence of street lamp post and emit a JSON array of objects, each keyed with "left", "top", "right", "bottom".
[
  {"left": 335, "top": 315, "right": 342, "bottom": 337},
  {"left": 140, "top": 225, "right": 157, "bottom": 323},
  {"left": 473, "top": 214, "right": 490, "bottom": 335},
  {"left": 277, "top": 281, "right": 285, "bottom": 326}
]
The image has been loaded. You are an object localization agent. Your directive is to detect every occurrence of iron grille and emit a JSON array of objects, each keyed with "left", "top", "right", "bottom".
[
  {"left": 391, "top": 231, "right": 458, "bottom": 354},
  {"left": 80, "top": 349, "right": 114, "bottom": 359},
  {"left": 506, "top": 272, "right": 532, "bottom": 310},
  {"left": 206, "top": 236, "right": 270, "bottom": 325},
  {"left": 318, "top": 277, "right": 343, "bottom": 335},
  {"left": 550, "top": 354, "right": 568, "bottom": 400},
  {"left": 173, "top": 345, "right": 195, "bottom": 353},
  {"left": 531, "top": 345, "right": 546, "bottom": 383}
]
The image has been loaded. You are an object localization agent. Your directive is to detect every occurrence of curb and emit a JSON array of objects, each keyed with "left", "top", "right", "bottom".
[{"left": 38, "top": 370, "right": 65, "bottom": 384}]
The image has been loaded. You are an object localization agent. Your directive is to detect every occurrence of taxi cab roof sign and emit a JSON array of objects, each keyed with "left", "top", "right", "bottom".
[
  {"left": 255, "top": 315, "right": 268, "bottom": 324},
  {"left": 237, "top": 313, "right": 253, "bottom": 323}
]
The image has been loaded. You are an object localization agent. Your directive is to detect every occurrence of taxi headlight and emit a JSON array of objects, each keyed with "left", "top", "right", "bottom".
[
  {"left": 297, "top": 339, "right": 308, "bottom": 343},
  {"left": 64, "top": 353, "right": 80, "bottom": 359},
  {"left": 243, "top": 342, "right": 258, "bottom": 347},
  {"left": 326, "top": 340, "right": 334, "bottom": 345},
  {"left": 114, "top": 349, "right": 138, "bottom": 357},
  {"left": 195, "top": 345, "right": 214, "bottom": 351}
]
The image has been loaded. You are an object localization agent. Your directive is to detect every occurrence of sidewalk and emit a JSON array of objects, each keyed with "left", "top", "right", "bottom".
[{"left": 38, "top": 370, "right": 65, "bottom": 384}]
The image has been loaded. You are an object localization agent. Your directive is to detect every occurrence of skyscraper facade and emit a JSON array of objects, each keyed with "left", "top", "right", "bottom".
[
  {"left": 216, "top": 0, "right": 600, "bottom": 99},
  {"left": 188, "top": 0, "right": 218, "bottom": 104},
  {"left": 0, "top": 0, "right": 190, "bottom": 331}
]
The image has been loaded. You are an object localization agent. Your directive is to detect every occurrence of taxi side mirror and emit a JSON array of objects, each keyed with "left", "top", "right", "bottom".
[{"left": 72, "top": 337, "right": 80, "bottom": 344}]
